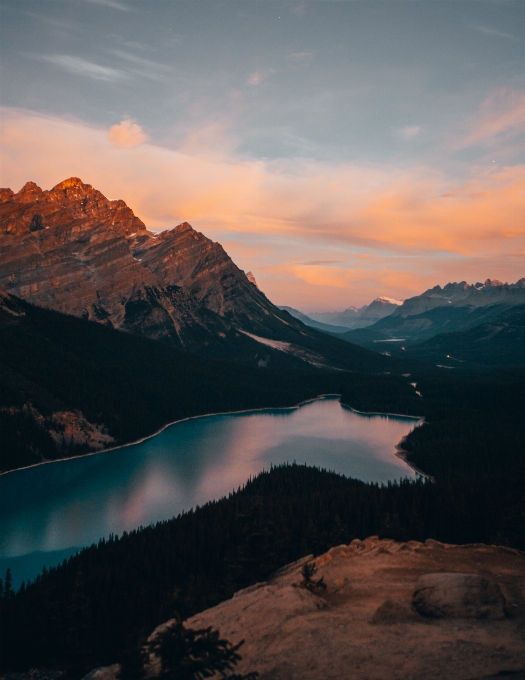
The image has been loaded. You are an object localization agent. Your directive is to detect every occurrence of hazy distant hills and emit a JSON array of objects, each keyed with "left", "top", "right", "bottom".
[
  {"left": 0, "top": 178, "right": 388, "bottom": 373},
  {"left": 286, "top": 296, "right": 403, "bottom": 331},
  {"left": 282, "top": 280, "right": 525, "bottom": 368},
  {"left": 278, "top": 306, "right": 351, "bottom": 334}
]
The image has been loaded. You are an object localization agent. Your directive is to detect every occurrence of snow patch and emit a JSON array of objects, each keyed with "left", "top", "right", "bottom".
[
  {"left": 377, "top": 296, "right": 403, "bottom": 305},
  {"left": 239, "top": 330, "right": 291, "bottom": 351},
  {"left": 275, "top": 314, "right": 292, "bottom": 326}
]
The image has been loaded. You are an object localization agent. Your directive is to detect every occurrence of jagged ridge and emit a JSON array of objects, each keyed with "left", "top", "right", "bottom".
[{"left": 0, "top": 178, "right": 389, "bottom": 371}]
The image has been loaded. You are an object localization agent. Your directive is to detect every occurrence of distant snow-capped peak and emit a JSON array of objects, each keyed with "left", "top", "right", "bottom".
[{"left": 375, "top": 296, "right": 403, "bottom": 305}]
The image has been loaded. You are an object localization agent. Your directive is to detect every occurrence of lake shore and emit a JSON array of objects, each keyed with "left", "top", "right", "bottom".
[
  {"left": 0, "top": 394, "right": 345, "bottom": 476},
  {"left": 2, "top": 394, "right": 423, "bottom": 478}
]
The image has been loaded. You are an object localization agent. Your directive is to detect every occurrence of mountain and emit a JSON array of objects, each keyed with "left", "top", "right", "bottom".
[
  {"left": 403, "top": 303, "right": 525, "bottom": 367},
  {"left": 0, "top": 178, "right": 389, "bottom": 372},
  {"left": 304, "top": 296, "right": 403, "bottom": 330},
  {"left": 278, "top": 306, "right": 350, "bottom": 333},
  {"left": 340, "top": 279, "right": 525, "bottom": 350}
]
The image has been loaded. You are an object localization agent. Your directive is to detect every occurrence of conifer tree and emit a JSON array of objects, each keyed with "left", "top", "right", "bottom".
[{"left": 153, "top": 616, "right": 258, "bottom": 680}]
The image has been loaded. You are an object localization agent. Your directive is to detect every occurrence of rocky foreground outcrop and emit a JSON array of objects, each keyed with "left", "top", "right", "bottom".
[{"left": 143, "top": 536, "right": 525, "bottom": 680}]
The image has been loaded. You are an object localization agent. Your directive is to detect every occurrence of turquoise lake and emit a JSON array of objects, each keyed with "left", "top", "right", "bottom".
[{"left": 0, "top": 397, "right": 420, "bottom": 587}]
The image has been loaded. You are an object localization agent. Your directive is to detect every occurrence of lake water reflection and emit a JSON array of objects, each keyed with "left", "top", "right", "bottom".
[{"left": 0, "top": 398, "right": 419, "bottom": 584}]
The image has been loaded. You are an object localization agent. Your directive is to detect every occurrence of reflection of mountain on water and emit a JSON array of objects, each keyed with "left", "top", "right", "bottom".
[{"left": 0, "top": 398, "right": 419, "bottom": 586}]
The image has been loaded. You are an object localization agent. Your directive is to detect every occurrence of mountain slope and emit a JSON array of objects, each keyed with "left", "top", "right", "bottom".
[
  {"left": 0, "top": 178, "right": 388, "bottom": 371},
  {"left": 403, "top": 304, "right": 525, "bottom": 367},
  {"left": 1, "top": 290, "right": 375, "bottom": 472},
  {"left": 278, "top": 306, "right": 350, "bottom": 333}
]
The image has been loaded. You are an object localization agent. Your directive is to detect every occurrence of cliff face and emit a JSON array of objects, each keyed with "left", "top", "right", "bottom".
[{"left": 0, "top": 178, "right": 309, "bottom": 355}]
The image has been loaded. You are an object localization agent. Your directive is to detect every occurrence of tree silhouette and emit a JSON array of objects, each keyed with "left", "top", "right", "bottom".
[{"left": 153, "top": 616, "right": 258, "bottom": 680}]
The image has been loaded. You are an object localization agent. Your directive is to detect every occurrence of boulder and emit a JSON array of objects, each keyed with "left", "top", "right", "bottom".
[
  {"left": 370, "top": 598, "right": 421, "bottom": 624},
  {"left": 412, "top": 572, "right": 506, "bottom": 619}
]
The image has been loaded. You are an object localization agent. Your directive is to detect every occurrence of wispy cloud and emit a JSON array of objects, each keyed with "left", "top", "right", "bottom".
[
  {"left": 247, "top": 69, "right": 275, "bottom": 86},
  {"left": 23, "top": 12, "right": 79, "bottom": 33},
  {"left": 398, "top": 125, "right": 421, "bottom": 140},
  {"left": 459, "top": 89, "right": 525, "bottom": 148},
  {"left": 111, "top": 49, "right": 171, "bottom": 81},
  {"left": 287, "top": 51, "right": 314, "bottom": 61},
  {"left": 85, "top": 0, "right": 132, "bottom": 11},
  {"left": 472, "top": 24, "right": 517, "bottom": 41},
  {"left": 108, "top": 119, "right": 149, "bottom": 148},
  {"left": 302, "top": 260, "right": 345, "bottom": 265},
  {"left": 41, "top": 55, "right": 125, "bottom": 81}
]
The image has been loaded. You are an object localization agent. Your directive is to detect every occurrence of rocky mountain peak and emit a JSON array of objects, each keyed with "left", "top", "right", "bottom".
[
  {"left": 15, "top": 181, "right": 44, "bottom": 203},
  {"left": 373, "top": 296, "right": 403, "bottom": 306},
  {"left": 1, "top": 178, "right": 339, "bottom": 365},
  {"left": 173, "top": 221, "right": 194, "bottom": 234},
  {"left": 0, "top": 188, "right": 14, "bottom": 204},
  {"left": 52, "top": 177, "right": 86, "bottom": 191},
  {"left": 484, "top": 278, "right": 504, "bottom": 287}
]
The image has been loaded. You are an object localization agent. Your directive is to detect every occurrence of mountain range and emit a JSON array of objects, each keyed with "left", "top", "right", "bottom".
[
  {"left": 283, "top": 297, "right": 404, "bottom": 332},
  {"left": 0, "top": 178, "right": 387, "bottom": 372},
  {"left": 339, "top": 279, "right": 525, "bottom": 360}
]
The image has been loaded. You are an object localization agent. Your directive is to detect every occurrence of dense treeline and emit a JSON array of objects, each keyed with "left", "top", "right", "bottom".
[
  {"left": 0, "top": 296, "right": 407, "bottom": 472},
  {"left": 387, "top": 366, "right": 525, "bottom": 480},
  {"left": 2, "top": 463, "right": 523, "bottom": 676}
]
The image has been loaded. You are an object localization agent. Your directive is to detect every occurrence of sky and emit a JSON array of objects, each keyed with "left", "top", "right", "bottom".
[{"left": 1, "top": 0, "right": 524, "bottom": 310}]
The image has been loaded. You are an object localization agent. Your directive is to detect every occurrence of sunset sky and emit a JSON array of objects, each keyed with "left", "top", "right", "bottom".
[{"left": 1, "top": 0, "right": 524, "bottom": 310}]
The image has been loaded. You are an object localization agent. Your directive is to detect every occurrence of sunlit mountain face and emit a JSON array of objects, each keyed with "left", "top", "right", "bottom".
[{"left": 1, "top": 0, "right": 524, "bottom": 311}]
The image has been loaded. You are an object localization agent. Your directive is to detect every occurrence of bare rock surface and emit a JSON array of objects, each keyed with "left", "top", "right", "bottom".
[{"left": 182, "top": 537, "right": 525, "bottom": 680}]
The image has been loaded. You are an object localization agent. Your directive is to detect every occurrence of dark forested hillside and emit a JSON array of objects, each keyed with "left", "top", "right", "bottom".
[
  {"left": 400, "top": 304, "right": 525, "bottom": 367},
  {"left": 0, "top": 292, "right": 410, "bottom": 472}
]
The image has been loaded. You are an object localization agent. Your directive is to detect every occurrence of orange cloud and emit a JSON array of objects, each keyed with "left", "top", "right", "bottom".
[
  {"left": 2, "top": 107, "right": 524, "bottom": 309},
  {"left": 108, "top": 119, "right": 149, "bottom": 148}
]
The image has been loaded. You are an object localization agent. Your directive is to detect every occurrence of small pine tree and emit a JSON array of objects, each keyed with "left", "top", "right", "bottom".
[
  {"left": 153, "top": 616, "right": 258, "bottom": 680},
  {"left": 300, "top": 562, "right": 326, "bottom": 593},
  {"left": 3, "top": 568, "right": 13, "bottom": 600}
]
